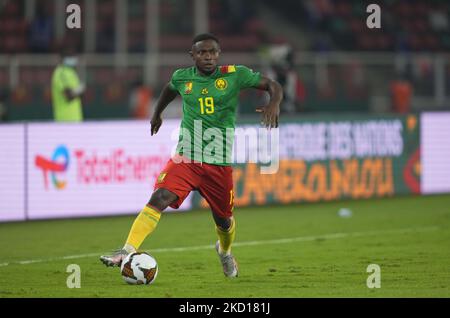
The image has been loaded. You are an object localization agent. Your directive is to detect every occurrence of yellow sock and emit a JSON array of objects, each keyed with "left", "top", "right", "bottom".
[
  {"left": 215, "top": 218, "right": 236, "bottom": 255},
  {"left": 125, "top": 205, "right": 161, "bottom": 250}
]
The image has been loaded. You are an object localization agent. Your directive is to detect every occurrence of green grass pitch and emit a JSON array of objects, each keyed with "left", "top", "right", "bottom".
[{"left": 0, "top": 194, "right": 449, "bottom": 298}]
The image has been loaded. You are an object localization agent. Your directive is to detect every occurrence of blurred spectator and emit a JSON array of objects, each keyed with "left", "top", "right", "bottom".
[
  {"left": 265, "top": 43, "right": 305, "bottom": 114},
  {"left": 51, "top": 47, "right": 85, "bottom": 122},
  {"left": 312, "top": 33, "right": 333, "bottom": 52},
  {"left": 0, "top": 89, "right": 9, "bottom": 121},
  {"left": 97, "top": 21, "right": 115, "bottom": 53},
  {"left": 395, "top": 31, "right": 411, "bottom": 52},
  {"left": 129, "top": 80, "right": 152, "bottom": 119},
  {"left": 223, "top": 0, "right": 255, "bottom": 34},
  {"left": 29, "top": 5, "right": 53, "bottom": 53},
  {"left": 303, "top": 0, "right": 333, "bottom": 30},
  {"left": 429, "top": 6, "right": 448, "bottom": 32},
  {"left": 390, "top": 74, "right": 412, "bottom": 113}
]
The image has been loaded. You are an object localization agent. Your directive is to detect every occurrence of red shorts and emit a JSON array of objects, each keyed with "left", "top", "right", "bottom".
[{"left": 154, "top": 155, "right": 234, "bottom": 218}]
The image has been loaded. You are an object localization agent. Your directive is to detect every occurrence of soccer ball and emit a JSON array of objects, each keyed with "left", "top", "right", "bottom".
[{"left": 120, "top": 252, "right": 158, "bottom": 285}]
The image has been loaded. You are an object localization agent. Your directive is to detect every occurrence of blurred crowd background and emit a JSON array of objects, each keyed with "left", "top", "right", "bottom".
[{"left": 0, "top": 0, "right": 449, "bottom": 122}]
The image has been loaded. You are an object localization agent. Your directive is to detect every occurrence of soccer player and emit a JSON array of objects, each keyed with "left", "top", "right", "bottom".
[
  {"left": 51, "top": 48, "right": 85, "bottom": 122},
  {"left": 100, "top": 33, "right": 283, "bottom": 277}
]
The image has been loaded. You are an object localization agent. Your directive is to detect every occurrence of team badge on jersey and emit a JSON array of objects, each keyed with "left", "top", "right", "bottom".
[
  {"left": 215, "top": 78, "right": 228, "bottom": 90},
  {"left": 201, "top": 88, "right": 208, "bottom": 95},
  {"left": 184, "top": 82, "right": 193, "bottom": 94}
]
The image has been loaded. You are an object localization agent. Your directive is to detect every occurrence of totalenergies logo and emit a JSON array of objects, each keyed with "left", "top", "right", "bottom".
[{"left": 35, "top": 145, "right": 70, "bottom": 190}]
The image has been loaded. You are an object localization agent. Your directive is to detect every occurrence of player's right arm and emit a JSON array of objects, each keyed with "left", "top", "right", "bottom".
[{"left": 150, "top": 82, "right": 179, "bottom": 136}]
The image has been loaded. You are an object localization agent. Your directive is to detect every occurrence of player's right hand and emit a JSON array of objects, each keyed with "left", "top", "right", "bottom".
[
  {"left": 256, "top": 105, "right": 279, "bottom": 129},
  {"left": 150, "top": 116, "right": 162, "bottom": 135}
]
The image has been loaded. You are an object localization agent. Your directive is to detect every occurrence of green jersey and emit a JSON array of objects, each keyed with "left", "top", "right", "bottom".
[
  {"left": 51, "top": 65, "right": 83, "bottom": 122},
  {"left": 169, "top": 65, "right": 261, "bottom": 166}
]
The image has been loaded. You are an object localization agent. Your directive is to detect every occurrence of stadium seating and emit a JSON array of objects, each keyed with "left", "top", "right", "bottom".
[
  {"left": 0, "top": 0, "right": 447, "bottom": 120},
  {"left": 0, "top": 0, "right": 265, "bottom": 53},
  {"left": 262, "top": 0, "right": 450, "bottom": 52}
]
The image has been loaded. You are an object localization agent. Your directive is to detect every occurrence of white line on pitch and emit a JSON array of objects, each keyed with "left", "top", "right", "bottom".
[{"left": 0, "top": 226, "right": 439, "bottom": 268}]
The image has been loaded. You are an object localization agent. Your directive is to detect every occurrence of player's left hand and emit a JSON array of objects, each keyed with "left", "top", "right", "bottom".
[
  {"left": 150, "top": 115, "right": 163, "bottom": 136},
  {"left": 255, "top": 104, "right": 279, "bottom": 129}
]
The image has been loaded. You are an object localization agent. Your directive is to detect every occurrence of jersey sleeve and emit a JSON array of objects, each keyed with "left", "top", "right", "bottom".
[
  {"left": 236, "top": 65, "right": 261, "bottom": 89},
  {"left": 168, "top": 69, "right": 182, "bottom": 92}
]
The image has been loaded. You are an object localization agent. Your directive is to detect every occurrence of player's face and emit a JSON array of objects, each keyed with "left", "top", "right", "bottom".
[{"left": 191, "top": 40, "right": 220, "bottom": 75}]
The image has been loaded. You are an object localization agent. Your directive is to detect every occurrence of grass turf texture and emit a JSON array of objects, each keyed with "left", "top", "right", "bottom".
[{"left": 0, "top": 194, "right": 449, "bottom": 298}]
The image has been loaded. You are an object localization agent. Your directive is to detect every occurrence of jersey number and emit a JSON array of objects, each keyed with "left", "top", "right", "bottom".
[{"left": 198, "top": 97, "right": 215, "bottom": 114}]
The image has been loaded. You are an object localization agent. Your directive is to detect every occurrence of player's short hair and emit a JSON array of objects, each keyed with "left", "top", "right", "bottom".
[{"left": 192, "top": 33, "right": 220, "bottom": 46}]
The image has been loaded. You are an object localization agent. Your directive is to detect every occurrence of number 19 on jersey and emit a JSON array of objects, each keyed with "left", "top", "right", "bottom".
[{"left": 198, "top": 97, "right": 215, "bottom": 114}]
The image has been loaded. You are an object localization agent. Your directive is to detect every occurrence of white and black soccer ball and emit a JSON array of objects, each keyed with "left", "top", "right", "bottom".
[{"left": 120, "top": 252, "right": 158, "bottom": 285}]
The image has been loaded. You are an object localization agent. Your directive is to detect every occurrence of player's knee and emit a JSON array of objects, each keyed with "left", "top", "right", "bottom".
[
  {"left": 215, "top": 216, "right": 232, "bottom": 231},
  {"left": 148, "top": 188, "right": 178, "bottom": 211}
]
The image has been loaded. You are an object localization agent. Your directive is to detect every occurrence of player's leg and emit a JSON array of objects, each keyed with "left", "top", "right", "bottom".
[
  {"left": 213, "top": 212, "right": 238, "bottom": 279},
  {"left": 212, "top": 212, "right": 235, "bottom": 256},
  {"left": 100, "top": 157, "right": 201, "bottom": 267},
  {"left": 100, "top": 188, "right": 178, "bottom": 267},
  {"left": 123, "top": 188, "right": 178, "bottom": 253},
  {"left": 213, "top": 213, "right": 238, "bottom": 278},
  {"left": 199, "top": 164, "right": 238, "bottom": 277}
]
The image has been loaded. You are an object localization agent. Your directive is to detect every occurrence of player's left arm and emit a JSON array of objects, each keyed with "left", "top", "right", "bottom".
[{"left": 254, "top": 76, "right": 283, "bottom": 128}]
